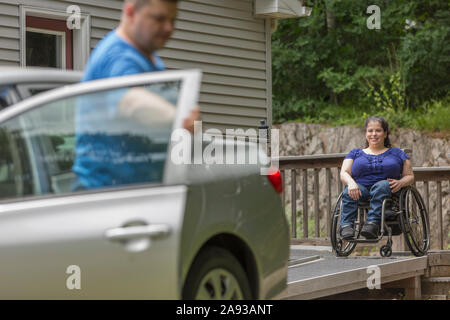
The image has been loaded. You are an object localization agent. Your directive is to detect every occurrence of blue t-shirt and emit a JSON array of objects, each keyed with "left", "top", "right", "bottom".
[
  {"left": 72, "top": 31, "right": 166, "bottom": 189},
  {"left": 345, "top": 148, "right": 410, "bottom": 187},
  {"left": 82, "top": 30, "right": 165, "bottom": 81}
]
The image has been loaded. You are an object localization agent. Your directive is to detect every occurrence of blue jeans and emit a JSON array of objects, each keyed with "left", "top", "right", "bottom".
[{"left": 339, "top": 180, "right": 392, "bottom": 227}]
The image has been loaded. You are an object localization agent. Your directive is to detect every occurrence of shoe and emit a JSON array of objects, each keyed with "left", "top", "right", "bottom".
[
  {"left": 339, "top": 225, "right": 354, "bottom": 240},
  {"left": 361, "top": 222, "right": 380, "bottom": 239}
]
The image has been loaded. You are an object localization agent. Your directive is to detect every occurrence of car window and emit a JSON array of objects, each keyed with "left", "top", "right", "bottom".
[
  {"left": 0, "top": 85, "right": 17, "bottom": 110},
  {"left": 0, "top": 81, "right": 180, "bottom": 201},
  {"left": 0, "top": 121, "right": 35, "bottom": 199},
  {"left": 18, "top": 83, "right": 78, "bottom": 100},
  {"left": 29, "top": 88, "right": 52, "bottom": 96}
]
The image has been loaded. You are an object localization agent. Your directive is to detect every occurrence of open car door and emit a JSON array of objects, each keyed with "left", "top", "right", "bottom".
[{"left": 0, "top": 69, "right": 201, "bottom": 299}]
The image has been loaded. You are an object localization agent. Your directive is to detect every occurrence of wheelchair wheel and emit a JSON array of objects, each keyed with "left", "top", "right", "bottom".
[
  {"left": 330, "top": 193, "right": 357, "bottom": 257},
  {"left": 399, "top": 186, "right": 430, "bottom": 257}
]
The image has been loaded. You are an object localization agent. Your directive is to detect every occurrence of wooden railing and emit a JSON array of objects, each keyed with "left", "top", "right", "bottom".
[{"left": 279, "top": 153, "right": 450, "bottom": 250}]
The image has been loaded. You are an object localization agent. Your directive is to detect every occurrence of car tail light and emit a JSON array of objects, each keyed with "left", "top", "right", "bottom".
[{"left": 267, "top": 167, "right": 283, "bottom": 194}]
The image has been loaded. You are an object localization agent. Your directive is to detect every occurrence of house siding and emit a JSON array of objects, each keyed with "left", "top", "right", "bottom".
[{"left": 0, "top": 0, "right": 271, "bottom": 130}]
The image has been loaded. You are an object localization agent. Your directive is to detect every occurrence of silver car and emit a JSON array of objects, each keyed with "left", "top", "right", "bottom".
[{"left": 0, "top": 69, "right": 289, "bottom": 299}]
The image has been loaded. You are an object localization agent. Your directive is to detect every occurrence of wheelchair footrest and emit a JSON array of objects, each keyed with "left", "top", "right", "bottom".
[{"left": 345, "top": 238, "right": 382, "bottom": 243}]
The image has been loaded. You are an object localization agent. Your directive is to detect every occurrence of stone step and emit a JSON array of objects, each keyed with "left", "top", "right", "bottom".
[{"left": 421, "top": 277, "right": 450, "bottom": 296}]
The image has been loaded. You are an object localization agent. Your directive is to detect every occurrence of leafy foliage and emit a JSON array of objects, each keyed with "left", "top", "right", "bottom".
[{"left": 272, "top": 0, "right": 450, "bottom": 131}]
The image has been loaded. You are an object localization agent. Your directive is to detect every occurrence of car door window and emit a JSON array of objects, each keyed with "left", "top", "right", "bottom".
[
  {"left": 0, "top": 121, "right": 34, "bottom": 199},
  {"left": 17, "top": 83, "right": 77, "bottom": 101},
  {"left": 0, "top": 85, "right": 18, "bottom": 110},
  {"left": 0, "top": 81, "right": 181, "bottom": 201}
]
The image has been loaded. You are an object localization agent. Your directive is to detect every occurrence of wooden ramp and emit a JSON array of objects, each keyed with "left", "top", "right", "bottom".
[{"left": 280, "top": 246, "right": 445, "bottom": 300}]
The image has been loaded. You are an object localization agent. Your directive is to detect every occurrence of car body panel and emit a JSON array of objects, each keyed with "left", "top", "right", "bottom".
[
  {"left": 180, "top": 171, "right": 289, "bottom": 299},
  {"left": 0, "top": 185, "right": 187, "bottom": 299}
]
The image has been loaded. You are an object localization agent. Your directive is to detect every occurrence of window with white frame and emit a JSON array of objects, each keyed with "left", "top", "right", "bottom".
[
  {"left": 26, "top": 16, "right": 73, "bottom": 69},
  {"left": 20, "top": 6, "right": 90, "bottom": 71}
]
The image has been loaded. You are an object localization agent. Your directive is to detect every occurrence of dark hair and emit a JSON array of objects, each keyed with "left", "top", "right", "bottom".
[{"left": 364, "top": 115, "right": 392, "bottom": 148}]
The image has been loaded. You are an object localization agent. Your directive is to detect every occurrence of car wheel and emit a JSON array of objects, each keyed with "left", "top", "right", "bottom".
[{"left": 183, "top": 246, "right": 252, "bottom": 300}]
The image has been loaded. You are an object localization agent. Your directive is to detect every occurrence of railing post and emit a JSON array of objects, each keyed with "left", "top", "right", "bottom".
[
  {"left": 281, "top": 170, "right": 286, "bottom": 211},
  {"left": 314, "top": 168, "right": 320, "bottom": 237},
  {"left": 436, "top": 181, "right": 443, "bottom": 250},
  {"left": 326, "top": 168, "right": 332, "bottom": 237},
  {"left": 423, "top": 181, "right": 430, "bottom": 214},
  {"left": 337, "top": 167, "right": 343, "bottom": 195},
  {"left": 291, "top": 169, "right": 297, "bottom": 239},
  {"left": 302, "top": 169, "right": 308, "bottom": 238}
]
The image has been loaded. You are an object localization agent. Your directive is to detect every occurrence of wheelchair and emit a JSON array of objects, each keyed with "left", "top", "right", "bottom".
[{"left": 330, "top": 185, "right": 430, "bottom": 257}]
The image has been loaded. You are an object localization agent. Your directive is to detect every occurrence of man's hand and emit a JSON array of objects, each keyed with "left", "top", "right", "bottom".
[
  {"left": 182, "top": 106, "right": 200, "bottom": 134},
  {"left": 388, "top": 178, "right": 404, "bottom": 193}
]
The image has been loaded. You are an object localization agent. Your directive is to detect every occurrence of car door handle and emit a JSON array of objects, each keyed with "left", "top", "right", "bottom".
[{"left": 105, "top": 224, "right": 171, "bottom": 242}]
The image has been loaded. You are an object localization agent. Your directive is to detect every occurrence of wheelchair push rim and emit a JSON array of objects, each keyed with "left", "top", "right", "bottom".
[
  {"left": 399, "top": 186, "right": 430, "bottom": 256},
  {"left": 330, "top": 193, "right": 357, "bottom": 257}
]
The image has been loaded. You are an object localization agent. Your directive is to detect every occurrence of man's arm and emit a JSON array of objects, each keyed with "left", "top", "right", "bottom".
[
  {"left": 118, "top": 87, "right": 200, "bottom": 133},
  {"left": 118, "top": 87, "right": 176, "bottom": 129}
]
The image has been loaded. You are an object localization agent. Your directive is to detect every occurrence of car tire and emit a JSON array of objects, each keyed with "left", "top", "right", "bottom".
[{"left": 182, "top": 246, "right": 252, "bottom": 300}]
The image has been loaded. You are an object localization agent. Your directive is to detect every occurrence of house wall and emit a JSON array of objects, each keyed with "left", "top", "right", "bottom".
[{"left": 0, "top": 0, "right": 271, "bottom": 130}]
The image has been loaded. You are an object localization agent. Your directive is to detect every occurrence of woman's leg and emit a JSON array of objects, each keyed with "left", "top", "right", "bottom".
[
  {"left": 340, "top": 184, "right": 370, "bottom": 228},
  {"left": 367, "top": 180, "right": 392, "bottom": 225}
]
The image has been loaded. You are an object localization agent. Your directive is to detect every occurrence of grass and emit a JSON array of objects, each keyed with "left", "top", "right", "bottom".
[{"left": 413, "top": 98, "right": 450, "bottom": 137}]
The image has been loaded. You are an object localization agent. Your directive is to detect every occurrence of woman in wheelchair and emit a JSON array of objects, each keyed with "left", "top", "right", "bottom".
[{"left": 339, "top": 116, "right": 414, "bottom": 240}]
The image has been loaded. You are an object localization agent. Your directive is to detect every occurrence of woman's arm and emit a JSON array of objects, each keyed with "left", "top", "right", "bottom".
[
  {"left": 388, "top": 159, "right": 415, "bottom": 193},
  {"left": 340, "top": 158, "right": 361, "bottom": 200},
  {"left": 340, "top": 159, "right": 354, "bottom": 186}
]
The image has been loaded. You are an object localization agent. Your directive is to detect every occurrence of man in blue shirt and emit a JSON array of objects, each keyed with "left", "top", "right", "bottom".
[
  {"left": 73, "top": 0, "right": 198, "bottom": 189},
  {"left": 83, "top": 0, "right": 176, "bottom": 81}
]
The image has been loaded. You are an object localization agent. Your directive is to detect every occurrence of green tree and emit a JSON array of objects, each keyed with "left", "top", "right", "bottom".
[{"left": 272, "top": 0, "right": 450, "bottom": 125}]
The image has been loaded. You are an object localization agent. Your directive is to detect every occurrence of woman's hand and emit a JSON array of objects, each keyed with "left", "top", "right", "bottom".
[
  {"left": 348, "top": 182, "right": 362, "bottom": 200},
  {"left": 388, "top": 178, "right": 404, "bottom": 193}
]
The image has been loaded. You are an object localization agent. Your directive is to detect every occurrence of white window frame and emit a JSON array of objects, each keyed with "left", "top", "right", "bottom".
[
  {"left": 25, "top": 27, "right": 67, "bottom": 69},
  {"left": 20, "top": 6, "right": 91, "bottom": 71}
]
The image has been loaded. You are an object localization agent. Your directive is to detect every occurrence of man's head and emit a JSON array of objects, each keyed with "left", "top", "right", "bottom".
[{"left": 120, "top": 0, "right": 178, "bottom": 56}]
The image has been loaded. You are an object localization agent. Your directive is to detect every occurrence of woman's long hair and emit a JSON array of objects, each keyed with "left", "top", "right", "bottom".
[{"left": 364, "top": 115, "right": 392, "bottom": 148}]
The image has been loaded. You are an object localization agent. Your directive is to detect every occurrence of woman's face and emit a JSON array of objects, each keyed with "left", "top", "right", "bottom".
[{"left": 365, "top": 121, "right": 387, "bottom": 148}]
